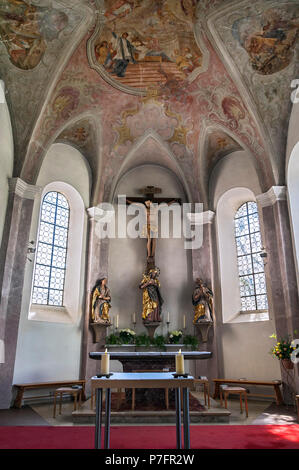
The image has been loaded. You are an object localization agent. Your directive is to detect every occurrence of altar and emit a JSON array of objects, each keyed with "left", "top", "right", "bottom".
[
  {"left": 89, "top": 350, "right": 212, "bottom": 371},
  {"left": 90, "top": 350, "right": 212, "bottom": 406}
]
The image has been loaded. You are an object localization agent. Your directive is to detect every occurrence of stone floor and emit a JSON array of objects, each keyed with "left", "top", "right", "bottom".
[{"left": 0, "top": 392, "right": 297, "bottom": 427}]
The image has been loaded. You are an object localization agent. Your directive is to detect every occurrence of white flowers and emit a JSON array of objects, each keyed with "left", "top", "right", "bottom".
[
  {"left": 169, "top": 330, "right": 183, "bottom": 338},
  {"left": 119, "top": 328, "right": 136, "bottom": 336}
]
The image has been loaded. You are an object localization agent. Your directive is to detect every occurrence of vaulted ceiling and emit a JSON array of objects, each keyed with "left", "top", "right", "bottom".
[{"left": 1, "top": 0, "right": 298, "bottom": 207}]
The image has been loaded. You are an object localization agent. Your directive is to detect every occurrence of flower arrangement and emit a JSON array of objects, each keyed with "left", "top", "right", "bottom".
[
  {"left": 270, "top": 333, "right": 297, "bottom": 363},
  {"left": 119, "top": 328, "right": 136, "bottom": 344},
  {"left": 168, "top": 330, "right": 183, "bottom": 344},
  {"left": 106, "top": 330, "right": 198, "bottom": 350}
]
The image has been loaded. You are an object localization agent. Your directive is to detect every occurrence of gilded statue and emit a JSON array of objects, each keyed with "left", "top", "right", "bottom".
[
  {"left": 91, "top": 278, "right": 111, "bottom": 324},
  {"left": 139, "top": 267, "right": 163, "bottom": 323},
  {"left": 192, "top": 278, "right": 214, "bottom": 324}
]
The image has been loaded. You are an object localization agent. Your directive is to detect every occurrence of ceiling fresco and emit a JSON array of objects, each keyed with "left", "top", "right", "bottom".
[
  {"left": 0, "top": 0, "right": 69, "bottom": 70},
  {"left": 87, "top": 0, "right": 207, "bottom": 95},
  {"left": 0, "top": 0, "right": 93, "bottom": 175},
  {"left": 0, "top": 0, "right": 296, "bottom": 206},
  {"left": 207, "top": 0, "right": 299, "bottom": 179}
]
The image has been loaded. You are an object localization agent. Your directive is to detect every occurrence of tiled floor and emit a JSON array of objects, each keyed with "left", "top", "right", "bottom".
[{"left": 0, "top": 392, "right": 297, "bottom": 427}]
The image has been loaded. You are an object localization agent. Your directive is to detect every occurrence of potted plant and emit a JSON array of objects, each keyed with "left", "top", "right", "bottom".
[
  {"left": 270, "top": 333, "right": 297, "bottom": 370},
  {"left": 119, "top": 328, "right": 136, "bottom": 344},
  {"left": 168, "top": 330, "right": 183, "bottom": 345}
]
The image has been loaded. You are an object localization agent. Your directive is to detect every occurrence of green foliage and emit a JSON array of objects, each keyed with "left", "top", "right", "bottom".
[
  {"left": 152, "top": 335, "right": 167, "bottom": 351},
  {"left": 106, "top": 330, "right": 198, "bottom": 351},
  {"left": 183, "top": 334, "right": 198, "bottom": 350},
  {"left": 106, "top": 333, "right": 122, "bottom": 345},
  {"left": 135, "top": 334, "right": 151, "bottom": 347}
]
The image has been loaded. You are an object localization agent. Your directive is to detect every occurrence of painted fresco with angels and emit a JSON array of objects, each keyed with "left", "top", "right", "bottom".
[{"left": 88, "top": 0, "right": 205, "bottom": 94}]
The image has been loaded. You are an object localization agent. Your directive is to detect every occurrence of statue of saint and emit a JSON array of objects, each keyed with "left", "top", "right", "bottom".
[
  {"left": 139, "top": 267, "right": 163, "bottom": 323},
  {"left": 192, "top": 278, "right": 214, "bottom": 323},
  {"left": 91, "top": 278, "right": 111, "bottom": 324}
]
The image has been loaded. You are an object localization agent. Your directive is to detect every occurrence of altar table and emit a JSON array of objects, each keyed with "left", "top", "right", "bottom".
[{"left": 91, "top": 372, "right": 194, "bottom": 449}]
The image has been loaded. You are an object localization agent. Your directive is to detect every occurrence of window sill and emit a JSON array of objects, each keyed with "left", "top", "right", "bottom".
[
  {"left": 227, "top": 310, "right": 269, "bottom": 324},
  {"left": 29, "top": 304, "right": 74, "bottom": 324}
]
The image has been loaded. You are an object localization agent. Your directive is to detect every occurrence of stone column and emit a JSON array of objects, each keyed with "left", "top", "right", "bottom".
[
  {"left": 257, "top": 186, "right": 299, "bottom": 400},
  {"left": 189, "top": 211, "right": 219, "bottom": 382},
  {"left": 0, "top": 178, "right": 41, "bottom": 409},
  {"left": 80, "top": 207, "right": 110, "bottom": 395}
]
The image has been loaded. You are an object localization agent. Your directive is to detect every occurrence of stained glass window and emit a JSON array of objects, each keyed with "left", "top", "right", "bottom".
[
  {"left": 234, "top": 202, "right": 268, "bottom": 312},
  {"left": 31, "top": 191, "right": 70, "bottom": 306}
]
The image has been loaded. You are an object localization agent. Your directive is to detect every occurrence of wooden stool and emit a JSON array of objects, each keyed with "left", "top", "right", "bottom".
[
  {"left": 193, "top": 377, "right": 211, "bottom": 408},
  {"left": 53, "top": 387, "right": 81, "bottom": 418},
  {"left": 296, "top": 395, "right": 299, "bottom": 423},
  {"left": 220, "top": 385, "right": 248, "bottom": 417}
]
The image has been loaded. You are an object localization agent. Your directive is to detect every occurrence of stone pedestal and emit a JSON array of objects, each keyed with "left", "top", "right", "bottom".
[
  {"left": 90, "top": 322, "right": 111, "bottom": 344},
  {"left": 194, "top": 321, "right": 213, "bottom": 343},
  {"left": 143, "top": 322, "right": 161, "bottom": 339}
]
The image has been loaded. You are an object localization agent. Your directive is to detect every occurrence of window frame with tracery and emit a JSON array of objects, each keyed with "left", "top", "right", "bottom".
[
  {"left": 31, "top": 191, "right": 70, "bottom": 307},
  {"left": 234, "top": 201, "right": 268, "bottom": 313}
]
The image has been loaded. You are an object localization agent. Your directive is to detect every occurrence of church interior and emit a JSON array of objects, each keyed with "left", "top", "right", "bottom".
[{"left": 0, "top": 0, "right": 299, "bottom": 451}]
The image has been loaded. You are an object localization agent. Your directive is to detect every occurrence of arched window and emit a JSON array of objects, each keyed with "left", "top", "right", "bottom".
[
  {"left": 31, "top": 191, "right": 70, "bottom": 307},
  {"left": 234, "top": 202, "right": 268, "bottom": 312}
]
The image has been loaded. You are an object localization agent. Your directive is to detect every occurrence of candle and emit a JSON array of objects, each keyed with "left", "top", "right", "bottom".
[
  {"left": 133, "top": 312, "right": 136, "bottom": 323},
  {"left": 101, "top": 348, "right": 110, "bottom": 375},
  {"left": 116, "top": 314, "right": 119, "bottom": 328},
  {"left": 175, "top": 349, "right": 184, "bottom": 375},
  {"left": 167, "top": 312, "right": 170, "bottom": 323},
  {"left": 183, "top": 315, "right": 186, "bottom": 329}
]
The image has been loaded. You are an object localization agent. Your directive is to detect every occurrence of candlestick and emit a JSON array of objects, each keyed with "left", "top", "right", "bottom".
[
  {"left": 175, "top": 349, "right": 184, "bottom": 375},
  {"left": 101, "top": 348, "right": 110, "bottom": 375}
]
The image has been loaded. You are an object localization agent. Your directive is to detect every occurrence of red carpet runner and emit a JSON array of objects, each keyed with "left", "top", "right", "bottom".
[{"left": 1, "top": 425, "right": 299, "bottom": 449}]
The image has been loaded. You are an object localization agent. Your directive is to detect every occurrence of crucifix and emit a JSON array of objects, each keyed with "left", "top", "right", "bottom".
[{"left": 126, "top": 186, "right": 181, "bottom": 271}]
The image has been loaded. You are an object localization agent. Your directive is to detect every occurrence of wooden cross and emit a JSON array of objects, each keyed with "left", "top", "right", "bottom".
[{"left": 126, "top": 186, "right": 181, "bottom": 270}]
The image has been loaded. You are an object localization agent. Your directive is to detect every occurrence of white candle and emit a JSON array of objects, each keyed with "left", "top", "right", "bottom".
[
  {"left": 101, "top": 348, "right": 110, "bottom": 375},
  {"left": 175, "top": 349, "right": 184, "bottom": 375},
  {"left": 133, "top": 312, "right": 136, "bottom": 323},
  {"left": 116, "top": 315, "right": 119, "bottom": 328},
  {"left": 167, "top": 312, "right": 170, "bottom": 323},
  {"left": 183, "top": 315, "right": 186, "bottom": 329}
]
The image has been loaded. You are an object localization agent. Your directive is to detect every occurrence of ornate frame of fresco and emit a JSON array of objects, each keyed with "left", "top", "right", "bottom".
[{"left": 87, "top": 0, "right": 210, "bottom": 96}]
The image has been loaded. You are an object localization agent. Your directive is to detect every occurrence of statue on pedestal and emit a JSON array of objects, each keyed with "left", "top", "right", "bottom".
[
  {"left": 139, "top": 267, "right": 163, "bottom": 324},
  {"left": 91, "top": 278, "right": 112, "bottom": 324},
  {"left": 192, "top": 278, "right": 214, "bottom": 324}
]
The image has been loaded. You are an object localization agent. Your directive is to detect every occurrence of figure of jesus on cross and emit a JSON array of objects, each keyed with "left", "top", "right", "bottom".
[{"left": 126, "top": 186, "right": 180, "bottom": 270}]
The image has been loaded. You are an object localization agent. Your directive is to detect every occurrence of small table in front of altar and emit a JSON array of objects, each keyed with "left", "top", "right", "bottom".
[{"left": 91, "top": 372, "right": 194, "bottom": 450}]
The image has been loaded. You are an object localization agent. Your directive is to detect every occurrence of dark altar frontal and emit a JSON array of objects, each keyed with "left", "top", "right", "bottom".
[{"left": 89, "top": 351, "right": 212, "bottom": 407}]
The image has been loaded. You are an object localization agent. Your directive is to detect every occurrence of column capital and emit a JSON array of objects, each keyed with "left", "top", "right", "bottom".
[
  {"left": 8, "top": 178, "right": 42, "bottom": 200},
  {"left": 187, "top": 210, "right": 215, "bottom": 226},
  {"left": 256, "top": 186, "right": 286, "bottom": 208}
]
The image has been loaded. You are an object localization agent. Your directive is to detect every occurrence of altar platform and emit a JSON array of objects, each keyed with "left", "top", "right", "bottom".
[{"left": 72, "top": 393, "right": 231, "bottom": 425}]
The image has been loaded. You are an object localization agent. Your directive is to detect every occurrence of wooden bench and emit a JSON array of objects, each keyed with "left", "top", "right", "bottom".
[
  {"left": 213, "top": 379, "right": 283, "bottom": 405},
  {"left": 13, "top": 380, "right": 86, "bottom": 408}
]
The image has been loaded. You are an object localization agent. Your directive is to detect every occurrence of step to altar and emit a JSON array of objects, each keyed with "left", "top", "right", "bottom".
[{"left": 72, "top": 397, "right": 231, "bottom": 424}]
